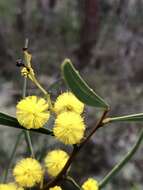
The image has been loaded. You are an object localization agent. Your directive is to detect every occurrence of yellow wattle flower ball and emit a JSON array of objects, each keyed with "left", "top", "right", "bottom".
[
  {"left": 13, "top": 158, "right": 43, "bottom": 188},
  {"left": 0, "top": 183, "right": 23, "bottom": 190},
  {"left": 44, "top": 149, "right": 69, "bottom": 177},
  {"left": 49, "top": 186, "right": 62, "bottom": 190},
  {"left": 82, "top": 178, "right": 99, "bottom": 190},
  {"left": 53, "top": 112, "right": 85, "bottom": 145},
  {"left": 54, "top": 92, "right": 84, "bottom": 115},
  {"left": 16, "top": 96, "right": 50, "bottom": 129}
]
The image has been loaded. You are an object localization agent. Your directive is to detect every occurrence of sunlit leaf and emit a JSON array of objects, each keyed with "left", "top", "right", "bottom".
[{"left": 62, "top": 59, "right": 109, "bottom": 109}]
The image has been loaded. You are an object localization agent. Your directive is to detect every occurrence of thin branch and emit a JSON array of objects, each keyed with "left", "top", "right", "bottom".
[
  {"left": 24, "top": 130, "right": 35, "bottom": 158},
  {"left": 65, "top": 176, "right": 82, "bottom": 190},
  {"left": 80, "top": 109, "right": 109, "bottom": 149},
  {"left": 2, "top": 131, "right": 24, "bottom": 182},
  {"left": 22, "top": 38, "right": 35, "bottom": 158},
  {"left": 43, "top": 146, "right": 79, "bottom": 189},
  {"left": 43, "top": 109, "right": 109, "bottom": 189}
]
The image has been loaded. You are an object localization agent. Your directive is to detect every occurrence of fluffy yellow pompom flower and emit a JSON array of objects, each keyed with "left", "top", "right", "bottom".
[
  {"left": 16, "top": 96, "right": 50, "bottom": 129},
  {"left": 13, "top": 158, "right": 43, "bottom": 188},
  {"left": 44, "top": 149, "right": 69, "bottom": 177},
  {"left": 54, "top": 92, "right": 84, "bottom": 115},
  {"left": 49, "top": 186, "right": 62, "bottom": 190},
  {"left": 82, "top": 178, "right": 99, "bottom": 190},
  {"left": 53, "top": 112, "right": 85, "bottom": 145},
  {"left": 0, "top": 183, "right": 23, "bottom": 190}
]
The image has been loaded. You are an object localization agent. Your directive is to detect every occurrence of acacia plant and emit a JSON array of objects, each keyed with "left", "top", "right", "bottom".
[{"left": 0, "top": 39, "right": 143, "bottom": 190}]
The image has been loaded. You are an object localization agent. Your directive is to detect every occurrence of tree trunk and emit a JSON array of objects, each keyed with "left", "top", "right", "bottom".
[
  {"left": 36, "top": 0, "right": 57, "bottom": 33},
  {"left": 15, "top": 0, "right": 27, "bottom": 36},
  {"left": 77, "top": 0, "right": 99, "bottom": 69}
]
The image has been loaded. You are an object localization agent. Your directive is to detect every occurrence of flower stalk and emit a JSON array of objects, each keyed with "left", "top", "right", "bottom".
[
  {"left": 2, "top": 131, "right": 24, "bottom": 182},
  {"left": 22, "top": 39, "right": 35, "bottom": 158},
  {"left": 65, "top": 176, "right": 82, "bottom": 190}
]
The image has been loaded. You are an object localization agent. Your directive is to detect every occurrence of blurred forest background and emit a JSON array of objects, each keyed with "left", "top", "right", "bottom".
[{"left": 0, "top": 0, "right": 143, "bottom": 189}]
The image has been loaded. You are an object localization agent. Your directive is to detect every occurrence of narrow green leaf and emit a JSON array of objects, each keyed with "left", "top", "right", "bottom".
[
  {"left": 61, "top": 59, "right": 109, "bottom": 109},
  {"left": 99, "top": 128, "right": 143, "bottom": 188},
  {"left": 0, "top": 112, "right": 53, "bottom": 135},
  {"left": 103, "top": 113, "right": 143, "bottom": 124}
]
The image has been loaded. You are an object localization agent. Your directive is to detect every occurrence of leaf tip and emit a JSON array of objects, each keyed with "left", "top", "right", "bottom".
[
  {"left": 61, "top": 58, "right": 73, "bottom": 78},
  {"left": 62, "top": 58, "right": 72, "bottom": 67}
]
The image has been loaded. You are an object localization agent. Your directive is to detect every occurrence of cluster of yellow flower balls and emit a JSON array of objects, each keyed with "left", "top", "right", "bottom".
[
  {"left": 16, "top": 92, "right": 85, "bottom": 145},
  {"left": 0, "top": 150, "right": 68, "bottom": 190},
  {"left": 0, "top": 92, "right": 99, "bottom": 189},
  {"left": 0, "top": 150, "right": 99, "bottom": 190},
  {"left": 12, "top": 151, "right": 69, "bottom": 188}
]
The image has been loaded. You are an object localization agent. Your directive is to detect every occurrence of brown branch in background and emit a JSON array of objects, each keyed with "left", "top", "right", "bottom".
[
  {"left": 15, "top": 0, "right": 27, "bottom": 35},
  {"left": 76, "top": 0, "right": 100, "bottom": 70},
  {"left": 36, "top": 0, "right": 57, "bottom": 33},
  {"left": 0, "top": 31, "right": 13, "bottom": 77},
  {"left": 38, "top": 0, "right": 57, "bottom": 12},
  {"left": 48, "top": 0, "right": 57, "bottom": 9},
  {"left": 43, "top": 109, "right": 109, "bottom": 189}
]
